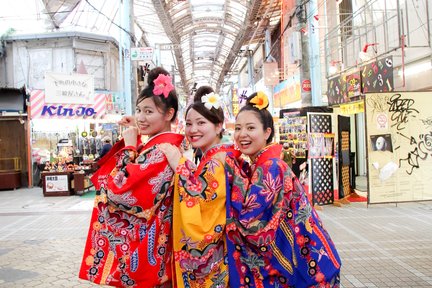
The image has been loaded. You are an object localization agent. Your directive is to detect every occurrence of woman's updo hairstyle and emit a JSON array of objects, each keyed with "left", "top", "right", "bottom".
[
  {"left": 238, "top": 91, "right": 274, "bottom": 144},
  {"left": 136, "top": 67, "right": 178, "bottom": 122},
  {"left": 185, "top": 85, "right": 224, "bottom": 139}
]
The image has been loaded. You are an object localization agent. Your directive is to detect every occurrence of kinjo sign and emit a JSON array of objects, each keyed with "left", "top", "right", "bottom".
[{"left": 30, "top": 90, "right": 107, "bottom": 119}]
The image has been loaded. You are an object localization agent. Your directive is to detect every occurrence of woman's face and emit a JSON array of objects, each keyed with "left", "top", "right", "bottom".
[
  {"left": 234, "top": 110, "right": 271, "bottom": 160},
  {"left": 185, "top": 108, "right": 222, "bottom": 152},
  {"left": 135, "top": 97, "right": 172, "bottom": 137}
]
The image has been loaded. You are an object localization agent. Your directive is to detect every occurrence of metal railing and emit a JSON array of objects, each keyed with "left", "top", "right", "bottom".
[{"left": 0, "top": 157, "right": 22, "bottom": 172}]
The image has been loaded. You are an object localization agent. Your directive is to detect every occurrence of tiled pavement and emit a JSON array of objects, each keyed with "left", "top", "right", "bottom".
[{"left": 0, "top": 187, "right": 432, "bottom": 287}]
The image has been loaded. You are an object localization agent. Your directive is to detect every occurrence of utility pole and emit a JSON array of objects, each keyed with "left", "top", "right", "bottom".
[
  {"left": 308, "top": 0, "right": 322, "bottom": 106},
  {"left": 118, "top": 0, "right": 133, "bottom": 115},
  {"left": 296, "top": 0, "right": 312, "bottom": 107}
]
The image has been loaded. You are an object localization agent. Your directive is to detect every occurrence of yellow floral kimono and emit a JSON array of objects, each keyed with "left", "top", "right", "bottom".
[{"left": 172, "top": 144, "right": 241, "bottom": 288}]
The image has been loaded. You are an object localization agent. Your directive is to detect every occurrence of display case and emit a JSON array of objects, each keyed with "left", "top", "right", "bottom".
[{"left": 279, "top": 115, "right": 307, "bottom": 158}]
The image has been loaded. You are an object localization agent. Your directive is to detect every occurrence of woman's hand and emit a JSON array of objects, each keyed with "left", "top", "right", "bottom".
[
  {"left": 159, "top": 143, "right": 182, "bottom": 171},
  {"left": 118, "top": 115, "right": 136, "bottom": 127},
  {"left": 122, "top": 127, "right": 138, "bottom": 148}
]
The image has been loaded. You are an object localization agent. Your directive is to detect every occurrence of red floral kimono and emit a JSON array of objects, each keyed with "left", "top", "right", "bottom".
[
  {"left": 79, "top": 132, "right": 184, "bottom": 287},
  {"left": 226, "top": 144, "right": 341, "bottom": 287},
  {"left": 171, "top": 144, "right": 241, "bottom": 287}
]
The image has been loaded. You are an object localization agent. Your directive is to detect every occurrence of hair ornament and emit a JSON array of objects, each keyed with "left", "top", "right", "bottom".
[
  {"left": 201, "top": 92, "right": 222, "bottom": 110},
  {"left": 250, "top": 91, "right": 269, "bottom": 110},
  {"left": 153, "top": 74, "right": 174, "bottom": 98}
]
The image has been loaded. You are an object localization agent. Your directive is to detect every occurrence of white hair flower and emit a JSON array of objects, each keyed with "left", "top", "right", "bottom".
[{"left": 202, "top": 92, "right": 222, "bottom": 110}]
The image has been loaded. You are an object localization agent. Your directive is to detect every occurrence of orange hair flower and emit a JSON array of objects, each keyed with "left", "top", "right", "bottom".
[{"left": 250, "top": 91, "right": 269, "bottom": 110}]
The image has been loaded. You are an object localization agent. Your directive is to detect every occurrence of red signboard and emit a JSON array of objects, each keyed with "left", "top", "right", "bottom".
[{"left": 302, "top": 79, "right": 311, "bottom": 92}]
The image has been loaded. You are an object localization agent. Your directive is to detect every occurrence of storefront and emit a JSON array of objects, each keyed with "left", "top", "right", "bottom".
[
  {"left": 0, "top": 87, "right": 28, "bottom": 190},
  {"left": 29, "top": 73, "right": 121, "bottom": 196}
]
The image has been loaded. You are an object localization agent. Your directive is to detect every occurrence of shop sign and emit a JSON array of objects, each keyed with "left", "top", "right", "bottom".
[
  {"left": 41, "top": 105, "right": 97, "bottom": 117},
  {"left": 131, "top": 47, "right": 154, "bottom": 61},
  {"left": 44, "top": 175, "right": 68, "bottom": 193},
  {"left": 302, "top": 79, "right": 311, "bottom": 92},
  {"left": 45, "top": 72, "right": 94, "bottom": 104},
  {"left": 340, "top": 101, "right": 364, "bottom": 115},
  {"left": 30, "top": 90, "right": 107, "bottom": 120}
]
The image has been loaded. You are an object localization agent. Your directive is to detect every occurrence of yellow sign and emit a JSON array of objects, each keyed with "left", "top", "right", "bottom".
[
  {"left": 232, "top": 89, "right": 239, "bottom": 116},
  {"left": 340, "top": 101, "right": 364, "bottom": 115}
]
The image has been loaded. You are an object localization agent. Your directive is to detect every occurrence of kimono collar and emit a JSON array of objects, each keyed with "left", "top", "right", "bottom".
[
  {"left": 142, "top": 132, "right": 184, "bottom": 149},
  {"left": 251, "top": 143, "right": 283, "bottom": 167},
  {"left": 197, "top": 143, "right": 241, "bottom": 172}
]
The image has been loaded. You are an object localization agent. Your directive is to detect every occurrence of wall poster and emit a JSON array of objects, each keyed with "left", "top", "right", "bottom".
[{"left": 365, "top": 92, "right": 432, "bottom": 204}]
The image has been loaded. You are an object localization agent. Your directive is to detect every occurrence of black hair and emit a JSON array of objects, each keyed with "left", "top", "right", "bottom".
[
  {"left": 136, "top": 67, "right": 178, "bottom": 122},
  {"left": 237, "top": 92, "right": 274, "bottom": 144},
  {"left": 185, "top": 86, "right": 224, "bottom": 139}
]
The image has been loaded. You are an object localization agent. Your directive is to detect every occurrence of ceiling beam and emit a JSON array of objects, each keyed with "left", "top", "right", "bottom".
[{"left": 151, "top": 0, "right": 189, "bottom": 95}]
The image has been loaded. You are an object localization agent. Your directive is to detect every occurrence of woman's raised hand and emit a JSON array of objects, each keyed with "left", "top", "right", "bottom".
[
  {"left": 158, "top": 143, "right": 182, "bottom": 171},
  {"left": 118, "top": 115, "right": 136, "bottom": 127},
  {"left": 122, "top": 127, "right": 139, "bottom": 148}
]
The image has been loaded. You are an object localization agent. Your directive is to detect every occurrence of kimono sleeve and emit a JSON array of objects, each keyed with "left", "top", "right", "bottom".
[
  {"left": 107, "top": 145, "right": 168, "bottom": 194},
  {"left": 174, "top": 156, "right": 227, "bottom": 237},
  {"left": 231, "top": 158, "right": 290, "bottom": 246}
]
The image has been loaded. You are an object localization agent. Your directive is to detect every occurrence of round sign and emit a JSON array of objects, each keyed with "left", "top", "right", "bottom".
[{"left": 302, "top": 79, "right": 311, "bottom": 92}]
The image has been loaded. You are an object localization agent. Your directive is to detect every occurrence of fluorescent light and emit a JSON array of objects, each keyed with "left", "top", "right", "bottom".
[{"left": 399, "top": 61, "right": 432, "bottom": 77}]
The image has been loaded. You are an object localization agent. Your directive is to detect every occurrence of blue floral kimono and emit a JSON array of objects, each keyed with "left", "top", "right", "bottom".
[{"left": 226, "top": 144, "right": 341, "bottom": 287}]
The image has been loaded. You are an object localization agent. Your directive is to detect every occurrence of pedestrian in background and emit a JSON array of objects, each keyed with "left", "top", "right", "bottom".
[
  {"left": 280, "top": 142, "right": 295, "bottom": 168},
  {"left": 98, "top": 136, "right": 112, "bottom": 159}
]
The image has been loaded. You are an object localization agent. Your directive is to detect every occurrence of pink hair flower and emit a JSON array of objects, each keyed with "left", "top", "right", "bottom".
[{"left": 153, "top": 74, "right": 174, "bottom": 98}]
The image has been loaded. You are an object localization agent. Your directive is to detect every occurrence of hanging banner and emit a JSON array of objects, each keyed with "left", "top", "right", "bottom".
[
  {"left": 346, "top": 70, "right": 361, "bottom": 98},
  {"left": 361, "top": 56, "right": 394, "bottom": 93},
  {"left": 30, "top": 90, "right": 107, "bottom": 119},
  {"left": 327, "top": 75, "right": 347, "bottom": 105},
  {"left": 365, "top": 92, "right": 432, "bottom": 204},
  {"left": 273, "top": 74, "right": 301, "bottom": 108},
  {"left": 44, "top": 72, "right": 94, "bottom": 104}
]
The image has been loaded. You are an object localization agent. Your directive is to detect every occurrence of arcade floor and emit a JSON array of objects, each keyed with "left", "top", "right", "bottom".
[{"left": 0, "top": 183, "right": 431, "bottom": 287}]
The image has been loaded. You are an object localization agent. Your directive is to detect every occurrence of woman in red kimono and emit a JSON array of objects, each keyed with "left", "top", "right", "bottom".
[
  {"left": 226, "top": 92, "right": 341, "bottom": 287},
  {"left": 79, "top": 67, "right": 184, "bottom": 287},
  {"left": 159, "top": 86, "right": 242, "bottom": 288}
]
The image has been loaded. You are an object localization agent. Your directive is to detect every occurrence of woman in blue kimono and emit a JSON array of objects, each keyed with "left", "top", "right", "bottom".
[{"left": 226, "top": 92, "right": 341, "bottom": 287}]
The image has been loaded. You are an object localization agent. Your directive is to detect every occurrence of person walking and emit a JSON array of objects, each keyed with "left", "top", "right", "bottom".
[
  {"left": 79, "top": 67, "right": 183, "bottom": 287},
  {"left": 98, "top": 136, "right": 112, "bottom": 159},
  {"left": 226, "top": 92, "right": 341, "bottom": 287},
  {"left": 281, "top": 142, "right": 295, "bottom": 168}
]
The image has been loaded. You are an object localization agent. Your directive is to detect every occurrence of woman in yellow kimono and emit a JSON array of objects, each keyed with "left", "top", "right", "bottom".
[{"left": 160, "top": 86, "right": 243, "bottom": 287}]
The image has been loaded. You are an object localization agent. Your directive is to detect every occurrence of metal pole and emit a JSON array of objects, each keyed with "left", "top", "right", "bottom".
[
  {"left": 296, "top": 0, "right": 312, "bottom": 107},
  {"left": 247, "top": 49, "right": 255, "bottom": 90},
  {"left": 308, "top": 0, "right": 322, "bottom": 106},
  {"left": 123, "top": 0, "right": 132, "bottom": 115}
]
